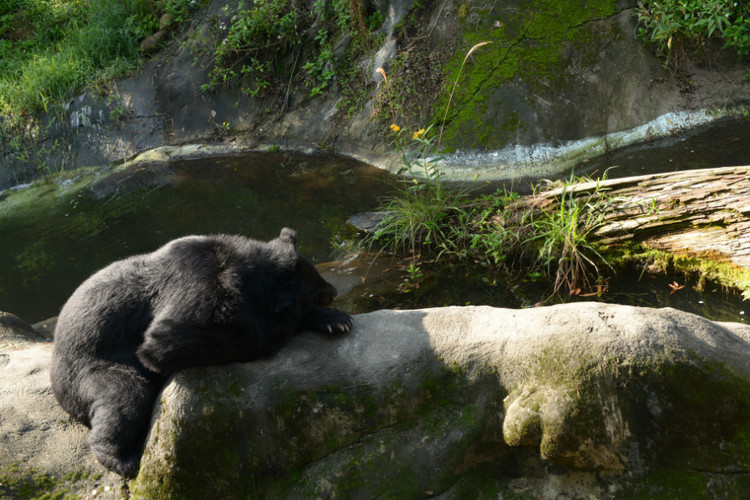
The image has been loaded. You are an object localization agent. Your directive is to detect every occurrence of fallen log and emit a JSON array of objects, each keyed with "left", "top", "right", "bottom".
[{"left": 524, "top": 166, "right": 750, "bottom": 268}]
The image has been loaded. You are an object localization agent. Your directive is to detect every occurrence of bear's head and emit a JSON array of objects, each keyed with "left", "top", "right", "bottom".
[{"left": 272, "top": 228, "right": 338, "bottom": 313}]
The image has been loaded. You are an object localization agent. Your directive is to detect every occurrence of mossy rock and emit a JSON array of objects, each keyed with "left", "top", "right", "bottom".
[{"left": 131, "top": 303, "right": 750, "bottom": 499}]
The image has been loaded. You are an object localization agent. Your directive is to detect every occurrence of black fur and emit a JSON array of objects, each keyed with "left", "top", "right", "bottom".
[{"left": 49, "top": 228, "right": 352, "bottom": 478}]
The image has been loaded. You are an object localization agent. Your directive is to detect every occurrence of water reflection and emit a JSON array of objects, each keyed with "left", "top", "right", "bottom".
[{"left": 576, "top": 116, "right": 750, "bottom": 180}]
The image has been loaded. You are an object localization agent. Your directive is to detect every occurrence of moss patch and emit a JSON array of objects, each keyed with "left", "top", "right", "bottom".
[
  {"left": 501, "top": 341, "right": 750, "bottom": 473},
  {"left": 618, "top": 358, "right": 750, "bottom": 470},
  {"left": 434, "top": 0, "right": 617, "bottom": 151},
  {"left": 605, "top": 242, "right": 750, "bottom": 300},
  {"left": 614, "top": 469, "right": 750, "bottom": 499},
  {"left": 0, "top": 466, "right": 82, "bottom": 500},
  {"left": 132, "top": 366, "right": 493, "bottom": 499}
]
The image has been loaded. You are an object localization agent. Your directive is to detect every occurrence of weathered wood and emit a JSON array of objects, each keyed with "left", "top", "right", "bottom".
[{"left": 523, "top": 166, "right": 750, "bottom": 268}]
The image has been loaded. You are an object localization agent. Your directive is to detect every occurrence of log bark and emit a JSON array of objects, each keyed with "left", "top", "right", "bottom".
[{"left": 524, "top": 166, "right": 750, "bottom": 268}]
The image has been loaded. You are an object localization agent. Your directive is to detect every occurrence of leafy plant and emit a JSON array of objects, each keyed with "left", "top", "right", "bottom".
[
  {"left": 165, "top": 0, "right": 198, "bottom": 24},
  {"left": 469, "top": 189, "right": 523, "bottom": 265},
  {"left": 206, "top": 0, "right": 301, "bottom": 97},
  {"left": 205, "top": 0, "right": 384, "bottom": 98},
  {"left": 636, "top": 0, "right": 750, "bottom": 68}
]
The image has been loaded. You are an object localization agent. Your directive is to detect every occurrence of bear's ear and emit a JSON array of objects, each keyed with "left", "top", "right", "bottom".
[{"left": 278, "top": 227, "right": 298, "bottom": 247}]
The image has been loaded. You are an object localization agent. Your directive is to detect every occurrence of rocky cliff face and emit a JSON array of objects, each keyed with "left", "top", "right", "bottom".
[
  {"left": 2, "top": 0, "right": 748, "bottom": 188},
  {"left": 3, "top": 303, "right": 750, "bottom": 499}
]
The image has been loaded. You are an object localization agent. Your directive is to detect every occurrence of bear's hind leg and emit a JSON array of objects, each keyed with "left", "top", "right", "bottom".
[{"left": 82, "top": 365, "right": 157, "bottom": 478}]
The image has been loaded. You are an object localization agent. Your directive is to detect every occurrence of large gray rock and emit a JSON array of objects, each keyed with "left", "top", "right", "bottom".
[
  {"left": 132, "top": 303, "right": 750, "bottom": 499},
  {"left": 3, "top": 303, "right": 750, "bottom": 499},
  {"left": 0, "top": 311, "right": 44, "bottom": 348}
]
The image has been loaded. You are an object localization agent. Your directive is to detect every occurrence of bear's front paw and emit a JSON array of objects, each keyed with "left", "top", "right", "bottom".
[{"left": 306, "top": 307, "right": 353, "bottom": 335}]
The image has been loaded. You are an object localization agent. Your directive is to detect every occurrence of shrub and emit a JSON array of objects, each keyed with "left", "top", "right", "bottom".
[
  {"left": 204, "top": 0, "right": 383, "bottom": 98},
  {"left": 636, "top": 0, "right": 750, "bottom": 66}
]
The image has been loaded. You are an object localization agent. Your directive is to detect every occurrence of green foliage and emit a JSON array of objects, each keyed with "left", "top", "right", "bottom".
[
  {"left": 469, "top": 189, "right": 523, "bottom": 266},
  {"left": 207, "top": 0, "right": 301, "bottom": 97},
  {"left": 165, "top": 0, "right": 198, "bottom": 24},
  {"left": 204, "top": 0, "right": 383, "bottom": 98},
  {"left": 0, "top": 0, "right": 184, "bottom": 117},
  {"left": 636, "top": 0, "right": 750, "bottom": 65},
  {"left": 0, "top": 0, "right": 199, "bottom": 176},
  {"left": 338, "top": 64, "right": 375, "bottom": 118},
  {"left": 472, "top": 175, "right": 616, "bottom": 296},
  {"left": 367, "top": 149, "right": 616, "bottom": 297}
]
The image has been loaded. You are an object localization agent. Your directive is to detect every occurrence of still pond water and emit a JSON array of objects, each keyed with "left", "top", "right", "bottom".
[
  {"left": 1, "top": 117, "right": 749, "bottom": 324},
  {"left": 0, "top": 153, "right": 393, "bottom": 323}
]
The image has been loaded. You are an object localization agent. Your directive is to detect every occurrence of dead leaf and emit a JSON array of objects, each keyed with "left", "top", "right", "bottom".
[{"left": 668, "top": 281, "right": 685, "bottom": 294}]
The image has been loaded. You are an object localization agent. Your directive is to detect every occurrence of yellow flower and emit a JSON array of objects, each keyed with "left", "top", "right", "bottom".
[
  {"left": 412, "top": 128, "right": 425, "bottom": 138},
  {"left": 390, "top": 123, "right": 401, "bottom": 132}
]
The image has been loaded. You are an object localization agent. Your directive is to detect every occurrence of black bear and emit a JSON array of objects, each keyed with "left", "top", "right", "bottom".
[{"left": 50, "top": 228, "right": 352, "bottom": 479}]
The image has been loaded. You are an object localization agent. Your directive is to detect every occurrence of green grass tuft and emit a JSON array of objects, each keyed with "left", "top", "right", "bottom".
[{"left": 0, "top": 0, "right": 198, "bottom": 118}]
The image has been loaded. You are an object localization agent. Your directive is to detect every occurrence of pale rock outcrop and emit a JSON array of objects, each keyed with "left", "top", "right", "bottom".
[{"left": 0, "top": 314, "right": 123, "bottom": 500}]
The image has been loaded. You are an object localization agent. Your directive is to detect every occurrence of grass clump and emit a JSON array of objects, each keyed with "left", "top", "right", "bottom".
[
  {"left": 0, "top": 0, "right": 200, "bottom": 177},
  {"left": 367, "top": 161, "right": 616, "bottom": 299},
  {"left": 0, "top": 0, "right": 200, "bottom": 118},
  {"left": 366, "top": 123, "right": 472, "bottom": 259},
  {"left": 523, "top": 177, "right": 615, "bottom": 295},
  {"left": 467, "top": 175, "right": 615, "bottom": 298}
]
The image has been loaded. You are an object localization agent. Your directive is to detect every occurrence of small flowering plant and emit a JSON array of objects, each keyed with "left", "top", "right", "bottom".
[
  {"left": 367, "top": 120, "right": 467, "bottom": 259},
  {"left": 390, "top": 123, "right": 442, "bottom": 183},
  {"left": 368, "top": 79, "right": 467, "bottom": 256},
  {"left": 367, "top": 52, "right": 491, "bottom": 259},
  {"left": 377, "top": 67, "right": 445, "bottom": 185}
]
